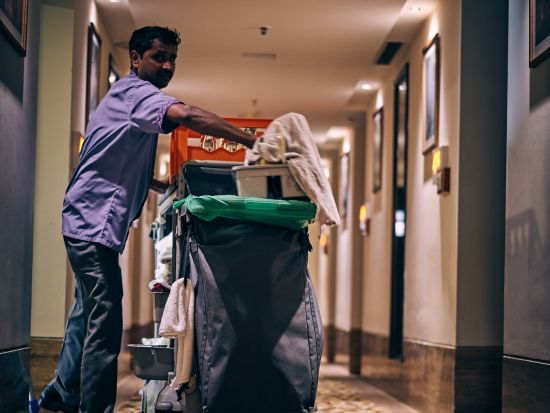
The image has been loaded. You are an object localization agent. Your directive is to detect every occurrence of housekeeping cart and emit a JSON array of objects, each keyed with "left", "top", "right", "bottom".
[
  {"left": 127, "top": 118, "right": 270, "bottom": 412},
  {"left": 130, "top": 118, "right": 324, "bottom": 412}
]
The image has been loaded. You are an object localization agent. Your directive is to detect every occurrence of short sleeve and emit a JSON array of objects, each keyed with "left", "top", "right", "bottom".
[{"left": 129, "top": 83, "right": 181, "bottom": 133}]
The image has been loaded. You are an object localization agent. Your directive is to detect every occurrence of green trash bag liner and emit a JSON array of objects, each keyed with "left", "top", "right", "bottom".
[{"left": 173, "top": 195, "right": 316, "bottom": 230}]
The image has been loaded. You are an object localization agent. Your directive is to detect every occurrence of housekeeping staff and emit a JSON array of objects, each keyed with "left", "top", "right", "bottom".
[{"left": 39, "top": 26, "right": 257, "bottom": 413}]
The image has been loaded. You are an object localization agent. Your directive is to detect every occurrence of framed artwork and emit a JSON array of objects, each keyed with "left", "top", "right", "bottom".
[
  {"left": 107, "top": 53, "right": 120, "bottom": 90},
  {"left": 373, "top": 107, "right": 384, "bottom": 193},
  {"left": 0, "top": 0, "right": 29, "bottom": 55},
  {"left": 85, "top": 23, "right": 102, "bottom": 127},
  {"left": 530, "top": 0, "right": 550, "bottom": 67},
  {"left": 422, "top": 33, "right": 440, "bottom": 154}
]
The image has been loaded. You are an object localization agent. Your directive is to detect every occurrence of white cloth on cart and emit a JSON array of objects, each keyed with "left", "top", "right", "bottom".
[
  {"left": 155, "top": 232, "right": 173, "bottom": 264},
  {"left": 149, "top": 232, "right": 173, "bottom": 290},
  {"left": 159, "top": 277, "right": 195, "bottom": 388},
  {"left": 246, "top": 112, "right": 340, "bottom": 226}
]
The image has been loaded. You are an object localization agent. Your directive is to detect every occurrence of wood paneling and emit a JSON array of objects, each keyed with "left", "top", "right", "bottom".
[
  {"left": 455, "top": 347, "right": 502, "bottom": 412},
  {"left": 30, "top": 338, "right": 62, "bottom": 394}
]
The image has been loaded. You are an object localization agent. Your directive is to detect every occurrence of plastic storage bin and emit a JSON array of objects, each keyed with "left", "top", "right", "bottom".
[
  {"left": 128, "top": 345, "right": 174, "bottom": 380},
  {"left": 232, "top": 164, "right": 306, "bottom": 199},
  {"left": 169, "top": 118, "right": 271, "bottom": 182}
]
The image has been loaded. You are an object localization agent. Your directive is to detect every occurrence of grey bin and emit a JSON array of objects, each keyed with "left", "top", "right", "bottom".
[
  {"left": 151, "top": 291, "right": 169, "bottom": 322},
  {"left": 128, "top": 344, "right": 174, "bottom": 380}
]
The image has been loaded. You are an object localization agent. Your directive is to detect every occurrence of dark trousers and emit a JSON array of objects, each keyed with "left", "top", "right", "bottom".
[{"left": 50, "top": 237, "right": 123, "bottom": 413}]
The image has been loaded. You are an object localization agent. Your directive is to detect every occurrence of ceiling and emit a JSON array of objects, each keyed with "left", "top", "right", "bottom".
[{"left": 97, "top": 0, "right": 436, "bottom": 140}]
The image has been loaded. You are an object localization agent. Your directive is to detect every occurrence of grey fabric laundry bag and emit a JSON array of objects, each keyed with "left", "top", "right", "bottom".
[{"left": 182, "top": 212, "right": 323, "bottom": 413}]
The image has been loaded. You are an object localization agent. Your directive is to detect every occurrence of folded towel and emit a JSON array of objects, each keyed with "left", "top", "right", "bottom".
[
  {"left": 141, "top": 337, "right": 170, "bottom": 346},
  {"left": 246, "top": 112, "right": 340, "bottom": 226},
  {"left": 159, "top": 278, "right": 195, "bottom": 388}
]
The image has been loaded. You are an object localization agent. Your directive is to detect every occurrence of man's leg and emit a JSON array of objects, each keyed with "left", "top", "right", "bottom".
[
  {"left": 65, "top": 238, "right": 123, "bottom": 413},
  {"left": 50, "top": 285, "right": 85, "bottom": 402},
  {"left": 39, "top": 247, "right": 87, "bottom": 412}
]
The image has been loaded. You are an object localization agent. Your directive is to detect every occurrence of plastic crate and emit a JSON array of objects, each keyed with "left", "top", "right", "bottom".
[
  {"left": 233, "top": 164, "right": 307, "bottom": 199},
  {"left": 169, "top": 118, "right": 271, "bottom": 182}
]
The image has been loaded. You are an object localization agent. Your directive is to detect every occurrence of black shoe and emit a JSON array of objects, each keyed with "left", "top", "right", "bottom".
[{"left": 38, "top": 385, "right": 79, "bottom": 413}]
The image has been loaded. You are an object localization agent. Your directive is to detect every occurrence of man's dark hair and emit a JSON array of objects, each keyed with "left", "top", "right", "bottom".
[{"left": 129, "top": 26, "right": 181, "bottom": 56}]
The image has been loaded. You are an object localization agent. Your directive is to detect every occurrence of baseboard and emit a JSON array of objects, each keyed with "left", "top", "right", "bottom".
[
  {"left": 362, "top": 330, "right": 389, "bottom": 357},
  {"left": 324, "top": 324, "right": 336, "bottom": 362},
  {"left": 30, "top": 324, "right": 153, "bottom": 394},
  {"left": 455, "top": 346, "right": 502, "bottom": 413},
  {"left": 392, "top": 338, "right": 455, "bottom": 413},
  {"left": 503, "top": 355, "right": 550, "bottom": 412},
  {"left": 0, "top": 346, "right": 31, "bottom": 411},
  {"left": 360, "top": 332, "right": 501, "bottom": 413},
  {"left": 334, "top": 327, "right": 350, "bottom": 356},
  {"left": 30, "top": 338, "right": 63, "bottom": 394}
]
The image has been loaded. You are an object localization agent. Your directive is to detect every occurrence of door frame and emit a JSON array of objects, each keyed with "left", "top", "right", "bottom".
[{"left": 389, "top": 64, "right": 410, "bottom": 360}]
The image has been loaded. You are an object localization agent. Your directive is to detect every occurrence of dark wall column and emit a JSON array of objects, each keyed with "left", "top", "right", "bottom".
[
  {"left": 0, "top": 0, "right": 41, "bottom": 410},
  {"left": 455, "top": 0, "right": 509, "bottom": 411}
]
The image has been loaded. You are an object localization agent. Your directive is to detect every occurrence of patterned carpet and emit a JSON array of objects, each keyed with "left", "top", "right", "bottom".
[{"left": 116, "top": 367, "right": 385, "bottom": 412}]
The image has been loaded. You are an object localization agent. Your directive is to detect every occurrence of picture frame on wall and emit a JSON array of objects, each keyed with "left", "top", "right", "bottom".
[
  {"left": 340, "top": 152, "right": 350, "bottom": 223},
  {"left": 373, "top": 107, "right": 384, "bottom": 193},
  {"left": 530, "top": 0, "right": 550, "bottom": 67},
  {"left": 0, "top": 0, "right": 29, "bottom": 55},
  {"left": 422, "top": 33, "right": 440, "bottom": 155},
  {"left": 86, "top": 23, "right": 102, "bottom": 128},
  {"left": 107, "top": 53, "right": 120, "bottom": 90}
]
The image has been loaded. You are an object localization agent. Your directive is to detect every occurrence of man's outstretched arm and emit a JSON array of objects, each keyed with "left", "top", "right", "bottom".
[{"left": 165, "top": 103, "right": 257, "bottom": 148}]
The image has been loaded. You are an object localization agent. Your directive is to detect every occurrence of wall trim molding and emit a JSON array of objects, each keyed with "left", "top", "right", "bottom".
[{"left": 335, "top": 329, "right": 503, "bottom": 412}]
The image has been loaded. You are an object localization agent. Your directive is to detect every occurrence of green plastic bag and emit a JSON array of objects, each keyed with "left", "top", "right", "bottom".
[{"left": 173, "top": 195, "right": 316, "bottom": 230}]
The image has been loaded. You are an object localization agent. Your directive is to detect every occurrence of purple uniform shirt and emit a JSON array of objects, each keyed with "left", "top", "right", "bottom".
[{"left": 62, "top": 72, "right": 180, "bottom": 252}]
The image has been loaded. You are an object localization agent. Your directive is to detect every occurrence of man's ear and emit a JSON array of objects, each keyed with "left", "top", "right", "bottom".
[{"left": 130, "top": 50, "right": 140, "bottom": 70}]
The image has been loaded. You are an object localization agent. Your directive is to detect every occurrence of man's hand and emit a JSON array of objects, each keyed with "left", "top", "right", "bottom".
[
  {"left": 165, "top": 103, "right": 258, "bottom": 148},
  {"left": 150, "top": 177, "right": 170, "bottom": 194}
]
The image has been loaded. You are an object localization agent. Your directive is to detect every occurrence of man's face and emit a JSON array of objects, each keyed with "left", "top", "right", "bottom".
[{"left": 131, "top": 39, "right": 177, "bottom": 89}]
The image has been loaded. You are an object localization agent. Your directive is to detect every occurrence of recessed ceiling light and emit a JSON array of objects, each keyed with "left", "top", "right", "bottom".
[
  {"left": 360, "top": 83, "right": 373, "bottom": 91},
  {"left": 409, "top": 6, "right": 423, "bottom": 12},
  {"left": 109, "top": 0, "right": 121, "bottom": 3}
]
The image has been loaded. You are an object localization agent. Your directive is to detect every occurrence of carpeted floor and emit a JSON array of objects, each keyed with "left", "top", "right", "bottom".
[{"left": 115, "top": 363, "right": 418, "bottom": 413}]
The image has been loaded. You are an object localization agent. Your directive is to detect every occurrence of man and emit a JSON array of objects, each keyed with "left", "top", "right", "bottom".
[{"left": 39, "top": 26, "right": 257, "bottom": 413}]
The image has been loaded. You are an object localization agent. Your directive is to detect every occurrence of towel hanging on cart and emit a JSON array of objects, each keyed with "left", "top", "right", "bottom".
[
  {"left": 246, "top": 112, "right": 340, "bottom": 226},
  {"left": 159, "top": 277, "right": 195, "bottom": 389}
]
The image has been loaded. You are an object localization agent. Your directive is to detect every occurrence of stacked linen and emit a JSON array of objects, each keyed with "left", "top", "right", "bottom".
[{"left": 149, "top": 232, "right": 173, "bottom": 291}]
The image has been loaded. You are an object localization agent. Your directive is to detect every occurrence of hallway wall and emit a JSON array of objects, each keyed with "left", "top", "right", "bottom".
[
  {"left": 0, "top": 0, "right": 41, "bottom": 352},
  {"left": 362, "top": 0, "right": 461, "bottom": 347},
  {"left": 503, "top": 0, "right": 550, "bottom": 409},
  {"left": 31, "top": 2, "right": 74, "bottom": 338}
]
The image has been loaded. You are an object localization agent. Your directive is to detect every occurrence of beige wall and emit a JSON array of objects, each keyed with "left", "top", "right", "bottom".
[
  {"left": 333, "top": 131, "right": 354, "bottom": 332},
  {"left": 31, "top": 4, "right": 74, "bottom": 338},
  {"left": 47, "top": 0, "right": 156, "bottom": 336},
  {"left": 361, "top": 0, "right": 461, "bottom": 346},
  {"left": 70, "top": 0, "right": 126, "bottom": 136}
]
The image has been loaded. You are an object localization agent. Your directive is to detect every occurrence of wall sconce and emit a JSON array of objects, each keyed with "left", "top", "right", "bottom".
[
  {"left": 359, "top": 202, "right": 371, "bottom": 236},
  {"left": 432, "top": 146, "right": 450, "bottom": 194}
]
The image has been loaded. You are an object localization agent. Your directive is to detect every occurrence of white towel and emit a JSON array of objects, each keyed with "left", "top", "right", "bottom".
[
  {"left": 246, "top": 112, "right": 340, "bottom": 226},
  {"left": 155, "top": 232, "right": 173, "bottom": 264},
  {"left": 159, "top": 278, "right": 195, "bottom": 388}
]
